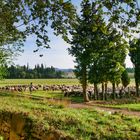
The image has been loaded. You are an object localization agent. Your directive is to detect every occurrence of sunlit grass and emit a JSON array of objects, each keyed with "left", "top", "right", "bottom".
[
  {"left": 11, "top": 90, "right": 84, "bottom": 103},
  {"left": 0, "top": 93, "right": 140, "bottom": 140},
  {"left": 0, "top": 92, "right": 140, "bottom": 139},
  {"left": 0, "top": 78, "right": 135, "bottom": 86},
  {"left": 0, "top": 79, "right": 79, "bottom": 86},
  {"left": 105, "top": 103, "right": 140, "bottom": 111}
]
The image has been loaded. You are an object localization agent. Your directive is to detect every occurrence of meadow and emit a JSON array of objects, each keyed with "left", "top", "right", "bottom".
[
  {"left": 1, "top": 78, "right": 140, "bottom": 139},
  {"left": 0, "top": 79, "right": 79, "bottom": 86},
  {"left": 1, "top": 92, "right": 140, "bottom": 140},
  {"left": 0, "top": 78, "right": 135, "bottom": 86}
]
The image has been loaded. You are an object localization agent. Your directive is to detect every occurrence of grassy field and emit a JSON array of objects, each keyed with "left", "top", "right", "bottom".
[
  {"left": 0, "top": 78, "right": 140, "bottom": 139},
  {"left": 0, "top": 78, "right": 135, "bottom": 86},
  {"left": 0, "top": 79, "right": 79, "bottom": 86},
  {"left": 1, "top": 92, "right": 140, "bottom": 140},
  {"left": 6, "top": 90, "right": 84, "bottom": 103}
]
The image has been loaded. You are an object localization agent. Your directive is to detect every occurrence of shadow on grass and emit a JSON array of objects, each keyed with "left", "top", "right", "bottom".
[
  {"left": 70, "top": 96, "right": 84, "bottom": 103},
  {"left": 0, "top": 92, "right": 15, "bottom": 97}
]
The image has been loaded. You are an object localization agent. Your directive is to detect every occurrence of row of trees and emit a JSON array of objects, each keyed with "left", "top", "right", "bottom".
[
  {"left": 5, "top": 64, "right": 64, "bottom": 79},
  {"left": 67, "top": 0, "right": 140, "bottom": 101}
]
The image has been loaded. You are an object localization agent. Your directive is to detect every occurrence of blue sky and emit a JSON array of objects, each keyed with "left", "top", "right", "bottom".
[{"left": 14, "top": 0, "right": 134, "bottom": 68}]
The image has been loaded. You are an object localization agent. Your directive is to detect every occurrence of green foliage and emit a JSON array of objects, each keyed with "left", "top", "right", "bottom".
[
  {"left": 0, "top": 66, "right": 7, "bottom": 80},
  {"left": 129, "top": 39, "right": 140, "bottom": 83},
  {"left": 69, "top": 0, "right": 96, "bottom": 101},
  {"left": 68, "top": 0, "right": 139, "bottom": 100},
  {"left": 0, "top": 0, "right": 77, "bottom": 79},
  {"left": 6, "top": 64, "right": 64, "bottom": 79},
  {"left": 129, "top": 39, "right": 140, "bottom": 96},
  {"left": 0, "top": 0, "right": 76, "bottom": 49},
  {"left": 121, "top": 69, "right": 130, "bottom": 88}
]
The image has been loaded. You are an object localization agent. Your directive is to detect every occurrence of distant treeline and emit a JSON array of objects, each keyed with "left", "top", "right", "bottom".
[
  {"left": 5, "top": 64, "right": 64, "bottom": 79},
  {"left": 4, "top": 65, "right": 134, "bottom": 79}
]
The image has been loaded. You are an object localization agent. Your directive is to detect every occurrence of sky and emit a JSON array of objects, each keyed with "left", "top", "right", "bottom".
[{"left": 14, "top": 0, "right": 134, "bottom": 69}]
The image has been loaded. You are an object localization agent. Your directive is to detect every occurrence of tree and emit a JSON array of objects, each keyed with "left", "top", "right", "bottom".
[
  {"left": 121, "top": 68, "right": 130, "bottom": 88},
  {"left": 0, "top": 0, "right": 76, "bottom": 49},
  {"left": 68, "top": 0, "right": 138, "bottom": 101},
  {"left": 6, "top": 64, "right": 64, "bottom": 79},
  {"left": 88, "top": 27, "right": 127, "bottom": 100},
  {"left": 0, "top": 46, "right": 17, "bottom": 79},
  {"left": 69, "top": 0, "right": 96, "bottom": 102},
  {"left": 0, "top": 0, "right": 77, "bottom": 78},
  {"left": 129, "top": 39, "right": 140, "bottom": 96}
]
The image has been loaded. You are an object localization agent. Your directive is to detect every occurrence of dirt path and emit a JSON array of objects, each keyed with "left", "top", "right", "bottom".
[{"left": 69, "top": 102, "right": 140, "bottom": 117}]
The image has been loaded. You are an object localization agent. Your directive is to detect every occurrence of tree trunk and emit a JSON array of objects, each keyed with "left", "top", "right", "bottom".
[
  {"left": 94, "top": 83, "right": 99, "bottom": 100},
  {"left": 112, "top": 83, "right": 116, "bottom": 99},
  {"left": 136, "top": 81, "right": 139, "bottom": 97},
  {"left": 135, "top": 68, "right": 139, "bottom": 97},
  {"left": 82, "top": 66, "right": 89, "bottom": 102},
  {"left": 94, "top": 83, "right": 96, "bottom": 100},
  {"left": 127, "top": 87, "right": 130, "bottom": 98},
  {"left": 102, "top": 82, "right": 105, "bottom": 100},
  {"left": 105, "top": 82, "right": 107, "bottom": 100},
  {"left": 82, "top": 83, "right": 89, "bottom": 102}
]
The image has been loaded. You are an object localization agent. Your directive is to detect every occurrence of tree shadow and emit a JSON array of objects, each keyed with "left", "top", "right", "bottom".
[{"left": 0, "top": 92, "right": 15, "bottom": 97}]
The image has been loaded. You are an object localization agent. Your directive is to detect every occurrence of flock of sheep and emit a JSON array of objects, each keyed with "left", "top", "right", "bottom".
[{"left": 0, "top": 83, "right": 136, "bottom": 99}]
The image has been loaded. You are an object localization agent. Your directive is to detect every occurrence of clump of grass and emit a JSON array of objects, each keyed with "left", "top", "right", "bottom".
[{"left": 45, "top": 98, "right": 71, "bottom": 108}]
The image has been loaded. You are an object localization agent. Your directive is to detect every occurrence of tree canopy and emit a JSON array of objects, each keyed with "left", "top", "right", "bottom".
[
  {"left": 0, "top": 0, "right": 76, "bottom": 48},
  {"left": 68, "top": 0, "right": 140, "bottom": 101},
  {"left": 5, "top": 64, "right": 64, "bottom": 79},
  {"left": 129, "top": 39, "right": 140, "bottom": 96}
]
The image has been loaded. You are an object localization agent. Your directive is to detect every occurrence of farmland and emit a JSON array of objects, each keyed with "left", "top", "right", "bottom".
[
  {"left": 1, "top": 78, "right": 140, "bottom": 139},
  {"left": 0, "top": 78, "right": 135, "bottom": 86},
  {"left": 0, "top": 79, "right": 79, "bottom": 86}
]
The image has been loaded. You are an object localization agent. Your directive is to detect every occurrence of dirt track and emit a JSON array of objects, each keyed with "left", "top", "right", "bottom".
[{"left": 69, "top": 102, "right": 140, "bottom": 117}]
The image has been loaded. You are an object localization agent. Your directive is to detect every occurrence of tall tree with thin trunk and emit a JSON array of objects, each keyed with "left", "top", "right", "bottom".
[
  {"left": 68, "top": 0, "right": 96, "bottom": 102},
  {"left": 129, "top": 39, "right": 140, "bottom": 97}
]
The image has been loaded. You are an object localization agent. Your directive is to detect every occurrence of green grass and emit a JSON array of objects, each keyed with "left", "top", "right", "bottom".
[
  {"left": 1, "top": 92, "right": 140, "bottom": 139},
  {"left": 0, "top": 79, "right": 79, "bottom": 86},
  {"left": 105, "top": 103, "right": 140, "bottom": 111},
  {"left": 11, "top": 90, "right": 84, "bottom": 103},
  {"left": 0, "top": 78, "right": 135, "bottom": 86}
]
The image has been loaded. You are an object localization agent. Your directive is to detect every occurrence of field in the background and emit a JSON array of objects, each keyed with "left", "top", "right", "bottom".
[
  {"left": 0, "top": 78, "right": 135, "bottom": 86},
  {"left": 0, "top": 79, "right": 79, "bottom": 86}
]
